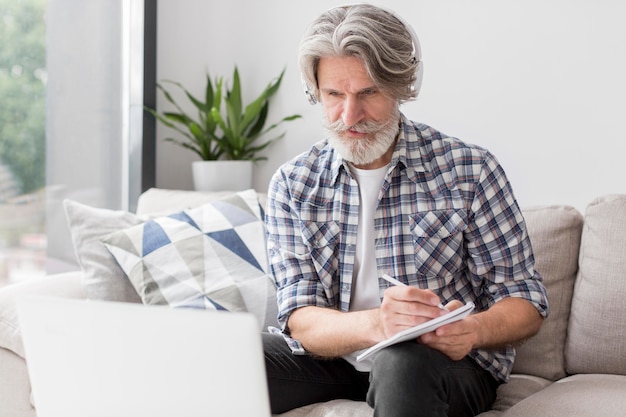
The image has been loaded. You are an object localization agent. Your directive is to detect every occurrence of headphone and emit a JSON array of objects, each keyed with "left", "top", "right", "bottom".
[{"left": 303, "top": 4, "right": 424, "bottom": 105}]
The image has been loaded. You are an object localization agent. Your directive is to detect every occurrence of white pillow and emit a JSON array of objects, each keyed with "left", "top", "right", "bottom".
[
  {"left": 64, "top": 200, "right": 144, "bottom": 303},
  {"left": 63, "top": 189, "right": 264, "bottom": 303},
  {"left": 101, "top": 191, "right": 278, "bottom": 330}
]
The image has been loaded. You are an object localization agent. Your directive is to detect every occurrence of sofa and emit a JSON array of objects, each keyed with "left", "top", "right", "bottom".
[{"left": 1, "top": 188, "right": 625, "bottom": 417}]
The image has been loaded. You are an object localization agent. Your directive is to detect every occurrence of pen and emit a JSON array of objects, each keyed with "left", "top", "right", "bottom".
[{"left": 382, "top": 274, "right": 448, "bottom": 310}]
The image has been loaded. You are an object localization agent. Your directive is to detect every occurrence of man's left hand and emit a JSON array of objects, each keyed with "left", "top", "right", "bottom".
[{"left": 418, "top": 300, "right": 480, "bottom": 361}]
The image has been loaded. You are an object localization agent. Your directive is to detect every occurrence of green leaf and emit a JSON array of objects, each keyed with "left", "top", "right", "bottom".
[
  {"left": 204, "top": 74, "right": 215, "bottom": 108},
  {"left": 260, "top": 114, "right": 302, "bottom": 137},
  {"left": 163, "top": 111, "right": 190, "bottom": 125},
  {"left": 159, "top": 81, "right": 204, "bottom": 116},
  {"left": 214, "top": 77, "right": 223, "bottom": 113},
  {"left": 244, "top": 100, "right": 269, "bottom": 140},
  {"left": 264, "top": 68, "right": 285, "bottom": 99},
  {"left": 240, "top": 93, "right": 267, "bottom": 135},
  {"left": 228, "top": 67, "right": 243, "bottom": 122}
]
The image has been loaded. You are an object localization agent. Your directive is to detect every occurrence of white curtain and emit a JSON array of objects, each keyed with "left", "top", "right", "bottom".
[{"left": 45, "top": 0, "right": 145, "bottom": 268}]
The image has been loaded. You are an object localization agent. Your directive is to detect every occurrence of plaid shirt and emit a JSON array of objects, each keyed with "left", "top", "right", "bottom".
[{"left": 265, "top": 114, "right": 549, "bottom": 382}]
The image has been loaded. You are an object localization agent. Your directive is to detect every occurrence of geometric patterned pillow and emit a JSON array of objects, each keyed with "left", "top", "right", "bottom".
[{"left": 102, "top": 192, "right": 278, "bottom": 329}]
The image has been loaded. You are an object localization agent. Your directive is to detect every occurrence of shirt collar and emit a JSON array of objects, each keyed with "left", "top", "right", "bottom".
[{"left": 391, "top": 113, "right": 429, "bottom": 179}]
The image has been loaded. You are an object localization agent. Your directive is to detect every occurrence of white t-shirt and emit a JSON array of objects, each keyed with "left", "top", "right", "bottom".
[{"left": 343, "top": 163, "right": 389, "bottom": 371}]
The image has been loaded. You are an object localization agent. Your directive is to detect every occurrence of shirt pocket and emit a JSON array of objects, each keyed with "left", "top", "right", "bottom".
[
  {"left": 410, "top": 210, "right": 467, "bottom": 278},
  {"left": 300, "top": 220, "right": 341, "bottom": 287}
]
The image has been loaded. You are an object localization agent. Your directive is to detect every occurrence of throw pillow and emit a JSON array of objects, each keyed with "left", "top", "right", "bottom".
[
  {"left": 63, "top": 189, "right": 263, "bottom": 304},
  {"left": 64, "top": 200, "right": 144, "bottom": 303},
  {"left": 102, "top": 193, "right": 278, "bottom": 330}
]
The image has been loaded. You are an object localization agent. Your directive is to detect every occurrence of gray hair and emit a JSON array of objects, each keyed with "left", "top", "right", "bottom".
[{"left": 298, "top": 4, "right": 421, "bottom": 104}]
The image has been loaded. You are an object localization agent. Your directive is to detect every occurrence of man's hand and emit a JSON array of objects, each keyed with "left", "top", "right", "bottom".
[
  {"left": 379, "top": 286, "right": 448, "bottom": 339},
  {"left": 420, "top": 298, "right": 543, "bottom": 361},
  {"left": 419, "top": 300, "right": 479, "bottom": 360}
]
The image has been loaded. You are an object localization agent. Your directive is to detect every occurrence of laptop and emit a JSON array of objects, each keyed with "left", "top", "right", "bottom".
[{"left": 17, "top": 295, "right": 271, "bottom": 417}]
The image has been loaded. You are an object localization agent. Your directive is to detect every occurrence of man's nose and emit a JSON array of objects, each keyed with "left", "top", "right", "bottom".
[{"left": 342, "top": 96, "right": 364, "bottom": 127}]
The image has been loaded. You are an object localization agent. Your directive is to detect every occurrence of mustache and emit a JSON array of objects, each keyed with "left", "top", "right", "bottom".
[{"left": 325, "top": 118, "right": 387, "bottom": 135}]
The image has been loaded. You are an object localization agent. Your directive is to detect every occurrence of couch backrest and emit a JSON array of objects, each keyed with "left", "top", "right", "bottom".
[
  {"left": 565, "top": 194, "right": 626, "bottom": 376},
  {"left": 136, "top": 189, "right": 626, "bottom": 377},
  {"left": 513, "top": 205, "right": 583, "bottom": 381},
  {"left": 136, "top": 188, "right": 268, "bottom": 216}
]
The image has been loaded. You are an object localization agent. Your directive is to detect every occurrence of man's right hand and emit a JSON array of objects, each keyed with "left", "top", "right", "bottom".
[{"left": 379, "top": 286, "right": 448, "bottom": 338}]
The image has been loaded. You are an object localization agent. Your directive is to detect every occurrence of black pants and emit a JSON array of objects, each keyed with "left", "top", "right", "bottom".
[{"left": 263, "top": 333, "right": 499, "bottom": 417}]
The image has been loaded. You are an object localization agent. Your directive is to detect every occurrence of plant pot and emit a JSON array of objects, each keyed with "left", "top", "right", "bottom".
[{"left": 192, "top": 160, "right": 253, "bottom": 192}]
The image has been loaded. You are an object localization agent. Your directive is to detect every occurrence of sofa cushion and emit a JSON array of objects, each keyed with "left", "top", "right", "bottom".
[
  {"left": 489, "top": 374, "right": 552, "bottom": 413},
  {"left": 566, "top": 194, "right": 626, "bottom": 375},
  {"left": 102, "top": 190, "right": 278, "bottom": 330},
  {"left": 0, "top": 347, "right": 36, "bottom": 416},
  {"left": 512, "top": 205, "right": 583, "bottom": 380},
  {"left": 64, "top": 200, "right": 145, "bottom": 303},
  {"left": 64, "top": 188, "right": 264, "bottom": 304},
  {"left": 502, "top": 374, "right": 626, "bottom": 417}
]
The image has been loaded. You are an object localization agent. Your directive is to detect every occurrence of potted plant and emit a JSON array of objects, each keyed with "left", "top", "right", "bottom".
[{"left": 146, "top": 67, "right": 301, "bottom": 191}]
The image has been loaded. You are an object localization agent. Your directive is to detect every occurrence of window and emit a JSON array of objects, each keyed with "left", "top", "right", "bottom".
[
  {"left": 0, "top": 0, "right": 155, "bottom": 287},
  {"left": 0, "top": 0, "right": 46, "bottom": 285}
]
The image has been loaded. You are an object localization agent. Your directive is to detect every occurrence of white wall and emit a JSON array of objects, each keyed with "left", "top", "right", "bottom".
[{"left": 156, "top": 0, "right": 626, "bottom": 213}]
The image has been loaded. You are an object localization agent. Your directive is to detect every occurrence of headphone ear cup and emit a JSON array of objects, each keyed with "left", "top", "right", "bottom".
[{"left": 413, "top": 60, "right": 424, "bottom": 96}]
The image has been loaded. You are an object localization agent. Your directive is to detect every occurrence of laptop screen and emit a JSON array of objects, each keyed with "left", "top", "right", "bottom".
[{"left": 18, "top": 296, "right": 271, "bottom": 417}]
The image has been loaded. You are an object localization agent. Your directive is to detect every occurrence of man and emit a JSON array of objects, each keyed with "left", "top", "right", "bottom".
[{"left": 263, "top": 4, "right": 549, "bottom": 417}]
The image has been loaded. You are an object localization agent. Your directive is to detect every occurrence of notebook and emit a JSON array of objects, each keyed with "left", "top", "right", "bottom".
[
  {"left": 17, "top": 295, "right": 271, "bottom": 417},
  {"left": 357, "top": 301, "right": 475, "bottom": 362}
]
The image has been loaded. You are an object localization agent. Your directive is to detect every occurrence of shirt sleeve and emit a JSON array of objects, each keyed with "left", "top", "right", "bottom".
[
  {"left": 265, "top": 168, "right": 333, "bottom": 336},
  {"left": 465, "top": 151, "right": 550, "bottom": 318}
]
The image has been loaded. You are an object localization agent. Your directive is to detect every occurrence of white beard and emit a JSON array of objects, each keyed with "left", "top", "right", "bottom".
[{"left": 323, "top": 108, "right": 400, "bottom": 166}]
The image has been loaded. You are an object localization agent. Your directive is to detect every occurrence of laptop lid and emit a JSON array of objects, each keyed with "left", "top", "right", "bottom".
[{"left": 17, "top": 296, "right": 271, "bottom": 417}]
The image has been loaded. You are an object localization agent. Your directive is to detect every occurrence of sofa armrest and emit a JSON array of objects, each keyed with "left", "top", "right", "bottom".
[
  {"left": 0, "top": 346, "right": 36, "bottom": 417},
  {"left": 0, "top": 272, "right": 85, "bottom": 358}
]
